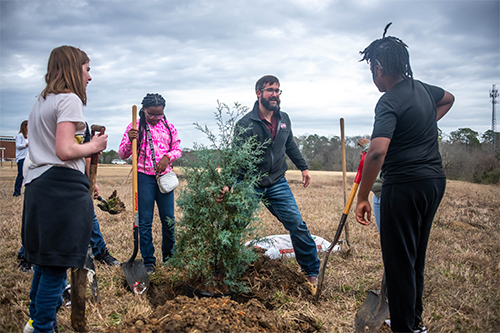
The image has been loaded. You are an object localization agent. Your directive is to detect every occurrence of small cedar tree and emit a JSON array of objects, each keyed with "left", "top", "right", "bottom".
[{"left": 170, "top": 101, "right": 267, "bottom": 292}]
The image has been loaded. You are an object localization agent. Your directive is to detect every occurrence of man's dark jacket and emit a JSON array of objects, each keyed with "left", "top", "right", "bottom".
[{"left": 236, "top": 101, "right": 308, "bottom": 188}]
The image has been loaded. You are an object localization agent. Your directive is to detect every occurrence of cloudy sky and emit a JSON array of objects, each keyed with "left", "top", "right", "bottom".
[{"left": 1, "top": 0, "right": 499, "bottom": 151}]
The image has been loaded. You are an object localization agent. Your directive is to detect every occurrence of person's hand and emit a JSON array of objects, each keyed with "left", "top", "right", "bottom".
[
  {"left": 91, "top": 133, "right": 108, "bottom": 153},
  {"left": 216, "top": 186, "right": 230, "bottom": 202},
  {"left": 93, "top": 184, "right": 99, "bottom": 199},
  {"left": 302, "top": 170, "right": 311, "bottom": 188},
  {"left": 358, "top": 138, "right": 370, "bottom": 147},
  {"left": 355, "top": 199, "right": 372, "bottom": 226},
  {"left": 156, "top": 155, "right": 171, "bottom": 174},
  {"left": 127, "top": 128, "right": 139, "bottom": 142}
]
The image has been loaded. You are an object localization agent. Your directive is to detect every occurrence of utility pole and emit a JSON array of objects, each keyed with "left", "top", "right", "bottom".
[{"left": 490, "top": 84, "right": 498, "bottom": 153}]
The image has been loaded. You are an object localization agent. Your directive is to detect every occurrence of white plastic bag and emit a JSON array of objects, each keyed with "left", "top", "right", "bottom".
[{"left": 245, "top": 234, "right": 340, "bottom": 259}]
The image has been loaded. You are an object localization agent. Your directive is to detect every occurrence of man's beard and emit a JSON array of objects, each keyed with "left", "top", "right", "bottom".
[{"left": 261, "top": 96, "right": 280, "bottom": 112}]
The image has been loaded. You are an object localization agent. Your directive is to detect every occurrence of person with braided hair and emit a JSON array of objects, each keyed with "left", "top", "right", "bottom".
[
  {"left": 119, "top": 93, "right": 182, "bottom": 274},
  {"left": 355, "top": 24, "right": 454, "bottom": 333}
]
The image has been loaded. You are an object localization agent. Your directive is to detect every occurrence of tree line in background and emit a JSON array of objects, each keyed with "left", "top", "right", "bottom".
[{"left": 99, "top": 127, "right": 500, "bottom": 185}]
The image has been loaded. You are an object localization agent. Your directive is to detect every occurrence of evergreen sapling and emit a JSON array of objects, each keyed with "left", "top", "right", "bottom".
[{"left": 170, "top": 101, "right": 268, "bottom": 293}]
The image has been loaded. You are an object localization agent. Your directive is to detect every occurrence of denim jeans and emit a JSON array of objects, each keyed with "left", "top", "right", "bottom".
[
  {"left": 372, "top": 195, "right": 381, "bottom": 232},
  {"left": 13, "top": 158, "right": 25, "bottom": 195},
  {"left": 255, "top": 177, "right": 320, "bottom": 276},
  {"left": 29, "top": 265, "right": 66, "bottom": 332},
  {"left": 18, "top": 245, "right": 25, "bottom": 258},
  {"left": 89, "top": 212, "right": 106, "bottom": 256},
  {"left": 138, "top": 172, "right": 175, "bottom": 266}
]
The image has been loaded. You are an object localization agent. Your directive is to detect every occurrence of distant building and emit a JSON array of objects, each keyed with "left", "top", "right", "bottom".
[{"left": 0, "top": 136, "right": 16, "bottom": 160}]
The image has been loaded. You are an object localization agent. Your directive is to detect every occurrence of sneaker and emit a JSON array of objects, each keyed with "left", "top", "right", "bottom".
[
  {"left": 384, "top": 320, "right": 427, "bottom": 333},
  {"left": 62, "top": 284, "right": 71, "bottom": 308},
  {"left": 95, "top": 249, "right": 120, "bottom": 266},
  {"left": 23, "top": 319, "right": 34, "bottom": 333},
  {"left": 145, "top": 265, "right": 155, "bottom": 274},
  {"left": 18, "top": 256, "right": 33, "bottom": 272},
  {"left": 413, "top": 323, "right": 428, "bottom": 333}
]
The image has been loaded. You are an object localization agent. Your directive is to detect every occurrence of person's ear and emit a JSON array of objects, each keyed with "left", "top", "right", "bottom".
[{"left": 256, "top": 89, "right": 262, "bottom": 100}]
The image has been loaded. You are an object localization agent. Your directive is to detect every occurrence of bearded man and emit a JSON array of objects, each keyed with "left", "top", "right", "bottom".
[{"left": 227, "top": 75, "right": 320, "bottom": 286}]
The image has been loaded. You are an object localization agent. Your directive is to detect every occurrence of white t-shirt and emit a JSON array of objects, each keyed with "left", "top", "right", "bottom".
[
  {"left": 15, "top": 132, "right": 29, "bottom": 162},
  {"left": 25, "top": 93, "right": 86, "bottom": 185}
]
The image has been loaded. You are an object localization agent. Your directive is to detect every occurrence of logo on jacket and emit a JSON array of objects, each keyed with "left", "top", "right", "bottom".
[{"left": 280, "top": 123, "right": 286, "bottom": 129}]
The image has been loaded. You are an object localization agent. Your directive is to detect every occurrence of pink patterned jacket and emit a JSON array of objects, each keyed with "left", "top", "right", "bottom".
[{"left": 118, "top": 119, "right": 182, "bottom": 176}]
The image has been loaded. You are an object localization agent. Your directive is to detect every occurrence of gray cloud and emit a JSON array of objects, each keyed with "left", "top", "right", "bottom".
[{"left": 1, "top": 0, "right": 498, "bottom": 151}]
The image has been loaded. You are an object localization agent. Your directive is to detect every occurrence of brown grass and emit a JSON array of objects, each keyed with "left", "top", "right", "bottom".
[{"left": 1, "top": 165, "right": 499, "bottom": 332}]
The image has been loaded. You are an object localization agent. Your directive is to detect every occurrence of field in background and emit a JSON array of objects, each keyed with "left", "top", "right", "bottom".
[{"left": 1, "top": 165, "right": 499, "bottom": 332}]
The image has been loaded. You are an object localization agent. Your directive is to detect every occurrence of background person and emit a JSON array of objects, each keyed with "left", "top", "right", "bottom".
[
  {"left": 82, "top": 124, "right": 120, "bottom": 266},
  {"left": 355, "top": 27, "right": 454, "bottom": 333},
  {"left": 13, "top": 120, "right": 29, "bottom": 197},
  {"left": 21, "top": 45, "right": 107, "bottom": 333},
  {"left": 119, "top": 93, "right": 182, "bottom": 274},
  {"left": 357, "top": 138, "right": 383, "bottom": 231}
]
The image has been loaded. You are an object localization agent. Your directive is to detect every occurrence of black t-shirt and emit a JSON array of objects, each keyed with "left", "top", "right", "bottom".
[{"left": 371, "top": 79, "right": 446, "bottom": 184}]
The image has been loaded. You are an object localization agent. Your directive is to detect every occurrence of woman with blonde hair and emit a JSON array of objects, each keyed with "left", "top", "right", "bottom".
[
  {"left": 13, "top": 120, "right": 28, "bottom": 196},
  {"left": 22, "top": 45, "right": 107, "bottom": 333}
]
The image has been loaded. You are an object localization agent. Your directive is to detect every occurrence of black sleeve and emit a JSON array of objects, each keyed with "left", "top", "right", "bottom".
[
  {"left": 422, "top": 82, "right": 445, "bottom": 104},
  {"left": 285, "top": 129, "right": 308, "bottom": 171}
]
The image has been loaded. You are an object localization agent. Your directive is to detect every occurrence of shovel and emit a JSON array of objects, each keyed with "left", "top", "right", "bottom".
[
  {"left": 88, "top": 125, "right": 106, "bottom": 199},
  {"left": 121, "top": 105, "right": 149, "bottom": 294},
  {"left": 354, "top": 271, "right": 390, "bottom": 332},
  {"left": 85, "top": 245, "right": 102, "bottom": 303},
  {"left": 85, "top": 126, "right": 107, "bottom": 304},
  {"left": 314, "top": 152, "right": 366, "bottom": 302}
]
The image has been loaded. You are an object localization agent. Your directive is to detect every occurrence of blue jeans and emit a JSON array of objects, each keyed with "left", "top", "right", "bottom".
[
  {"left": 29, "top": 265, "right": 66, "bottom": 332},
  {"left": 372, "top": 195, "right": 381, "bottom": 232},
  {"left": 14, "top": 158, "right": 24, "bottom": 195},
  {"left": 255, "top": 177, "right": 320, "bottom": 276},
  {"left": 18, "top": 245, "right": 25, "bottom": 258},
  {"left": 89, "top": 212, "right": 106, "bottom": 256},
  {"left": 138, "top": 172, "right": 175, "bottom": 266}
]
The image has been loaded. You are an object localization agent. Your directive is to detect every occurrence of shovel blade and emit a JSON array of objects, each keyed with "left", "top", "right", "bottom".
[
  {"left": 122, "top": 259, "right": 150, "bottom": 294},
  {"left": 354, "top": 290, "right": 390, "bottom": 332}
]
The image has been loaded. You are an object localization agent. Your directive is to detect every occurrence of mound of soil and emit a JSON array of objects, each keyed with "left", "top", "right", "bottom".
[{"left": 109, "top": 251, "right": 320, "bottom": 332}]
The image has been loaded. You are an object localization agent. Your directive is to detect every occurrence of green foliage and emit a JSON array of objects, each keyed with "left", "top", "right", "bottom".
[
  {"left": 473, "top": 168, "right": 500, "bottom": 184},
  {"left": 448, "top": 128, "right": 480, "bottom": 146},
  {"left": 99, "top": 149, "right": 120, "bottom": 164},
  {"left": 170, "top": 101, "right": 267, "bottom": 292}
]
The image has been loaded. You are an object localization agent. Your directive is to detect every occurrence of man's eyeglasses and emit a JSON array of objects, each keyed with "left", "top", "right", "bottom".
[
  {"left": 261, "top": 88, "right": 282, "bottom": 95},
  {"left": 145, "top": 110, "right": 165, "bottom": 119}
]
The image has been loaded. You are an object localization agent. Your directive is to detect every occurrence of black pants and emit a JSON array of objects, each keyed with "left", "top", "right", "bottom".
[{"left": 380, "top": 178, "right": 446, "bottom": 332}]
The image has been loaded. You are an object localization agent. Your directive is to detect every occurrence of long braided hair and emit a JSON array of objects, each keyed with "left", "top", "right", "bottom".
[
  {"left": 137, "top": 93, "right": 169, "bottom": 164},
  {"left": 359, "top": 23, "right": 413, "bottom": 81}
]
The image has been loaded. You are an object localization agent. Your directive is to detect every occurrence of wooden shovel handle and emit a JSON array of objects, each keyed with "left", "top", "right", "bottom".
[
  {"left": 132, "top": 106, "right": 138, "bottom": 227},
  {"left": 89, "top": 125, "right": 106, "bottom": 197}
]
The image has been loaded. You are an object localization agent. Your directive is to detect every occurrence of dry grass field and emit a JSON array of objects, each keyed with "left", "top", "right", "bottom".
[{"left": 1, "top": 164, "right": 499, "bottom": 332}]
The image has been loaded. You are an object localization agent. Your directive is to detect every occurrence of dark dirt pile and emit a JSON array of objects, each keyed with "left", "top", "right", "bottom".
[{"left": 107, "top": 252, "right": 320, "bottom": 332}]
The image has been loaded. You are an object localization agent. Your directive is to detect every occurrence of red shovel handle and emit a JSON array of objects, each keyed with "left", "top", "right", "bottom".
[{"left": 354, "top": 152, "right": 366, "bottom": 184}]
